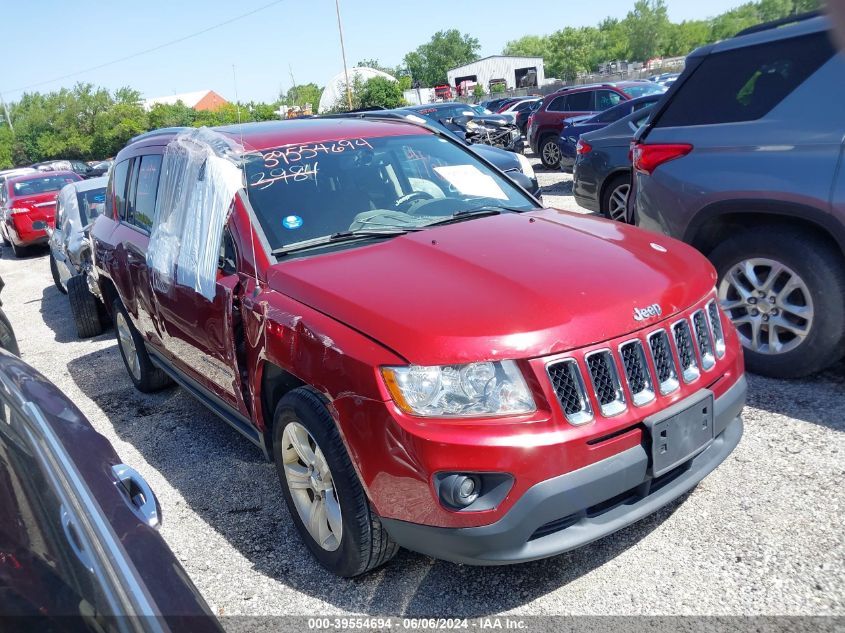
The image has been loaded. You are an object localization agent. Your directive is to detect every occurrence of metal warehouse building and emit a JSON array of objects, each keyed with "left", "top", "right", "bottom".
[{"left": 446, "top": 56, "right": 545, "bottom": 91}]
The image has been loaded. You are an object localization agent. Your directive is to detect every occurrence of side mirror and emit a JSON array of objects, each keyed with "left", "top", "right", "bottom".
[{"left": 507, "top": 171, "right": 535, "bottom": 193}]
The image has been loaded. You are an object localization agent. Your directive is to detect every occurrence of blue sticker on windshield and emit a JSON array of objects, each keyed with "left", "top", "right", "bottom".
[
  {"left": 92, "top": 194, "right": 105, "bottom": 202},
  {"left": 282, "top": 215, "right": 303, "bottom": 230}
]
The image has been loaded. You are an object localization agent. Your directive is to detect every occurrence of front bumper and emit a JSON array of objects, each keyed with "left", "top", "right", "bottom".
[{"left": 382, "top": 375, "right": 745, "bottom": 565}]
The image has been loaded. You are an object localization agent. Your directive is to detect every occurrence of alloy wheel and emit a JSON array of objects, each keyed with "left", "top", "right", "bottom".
[
  {"left": 542, "top": 141, "right": 560, "bottom": 166},
  {"left": 115, "top": 311, "right": 141, "bottom": 380},
  {"left": 282, "top": 421, "right": 343, "bottom": 552},
  {"left": 608, "top": 183, "right": 630, "bottom": 221},
  {"left": 718, "top": 257, "right": 814, "bottom": 355}
]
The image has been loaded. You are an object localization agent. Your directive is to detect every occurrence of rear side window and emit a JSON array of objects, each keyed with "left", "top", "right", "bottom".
[
  {"left": 131, "top": 155, "right": 162, "bottom": 232},
  {"left": 546, "top": 95, "right": 567, "bottom": 112},
  {"left": 566, "top": 90, "right": 593, "bottom": 111},
  {"left": 655, "top": 32, "right": 835, "bottom": 127},
  {"left": 108, "top": 159, "right": 130, "bottom": 220},
  {"left": 595, "top": 90, "right": 623, "bottom": 111}
]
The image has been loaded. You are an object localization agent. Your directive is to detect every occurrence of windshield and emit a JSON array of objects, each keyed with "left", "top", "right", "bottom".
[
  {"left": 76, "top": 187, "right": 106, "bottom": 225},
  {"left": 621, "top": 84, "right": 667, "bottom": 99},
  {"left": 469, "top": 105, "right": 492, "bottom": 116},
  {"left": 244, "top": 133, "right": 537, "bottom": 254},
  {"left": 13, "top": 175, "right": 78, "bottom": 196}
]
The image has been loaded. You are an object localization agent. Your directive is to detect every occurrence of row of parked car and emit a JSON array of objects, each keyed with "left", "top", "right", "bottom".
[{"left": 567, "top": 13, "right": 845, "bottom": 379}]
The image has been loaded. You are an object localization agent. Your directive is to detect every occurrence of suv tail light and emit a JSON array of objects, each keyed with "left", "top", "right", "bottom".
[
  {"left": 632, "top": 143, "right": 692, "bottom": 175},
  {"left": 576, "top": 140, "right": 592, "bottom": 155},
  {"left": 527, "top": 113, "right": 535, "bottom": 127}
]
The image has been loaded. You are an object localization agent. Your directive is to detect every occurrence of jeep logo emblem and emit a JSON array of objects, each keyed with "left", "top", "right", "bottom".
[{"left": 633, "top": 304, "right": 662, "bottom": 321}]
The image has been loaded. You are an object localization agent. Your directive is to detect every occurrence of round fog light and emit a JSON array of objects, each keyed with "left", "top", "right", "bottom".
[{"left": 440, "top": 474, "right": 480, "bottom": 508}]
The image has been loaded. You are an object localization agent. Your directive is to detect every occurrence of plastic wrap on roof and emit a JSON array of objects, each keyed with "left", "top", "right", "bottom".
[{"left": 147, "top": 127, "right": 244, "bottom": 300}]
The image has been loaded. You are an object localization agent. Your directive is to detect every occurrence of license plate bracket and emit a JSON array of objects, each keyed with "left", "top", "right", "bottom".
[{"left": 645, "top": 391, "right": 714, "bottom": 477}]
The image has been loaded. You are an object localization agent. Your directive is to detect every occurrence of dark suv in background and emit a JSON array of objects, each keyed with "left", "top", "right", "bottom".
[
  {"left": 528, "top": 81, "right": 665, "bottom": 168},
  {"left": 631, "top": 13, "right": 845, "bottom": 378}
]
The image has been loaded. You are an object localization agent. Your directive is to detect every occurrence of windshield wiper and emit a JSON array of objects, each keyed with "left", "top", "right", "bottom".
[
  {"left": 424, "top": 205, "right": 527, "bottom": 228},
  {"left": 273, "top": 228, "right": 420, "bottom": 257}
]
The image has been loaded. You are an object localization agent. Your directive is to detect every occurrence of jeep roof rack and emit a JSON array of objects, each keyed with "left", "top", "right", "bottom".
[
  {"left": 127, "top": 126, "right": 192, "bottom": 145},
  {"left": 735, "top": 10, "right": 821, "bottom": 37}
]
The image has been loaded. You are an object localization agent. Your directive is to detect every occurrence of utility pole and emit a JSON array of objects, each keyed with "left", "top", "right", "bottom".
[{"left": 334, "top": 0, "right": 353, "bottom": 110}]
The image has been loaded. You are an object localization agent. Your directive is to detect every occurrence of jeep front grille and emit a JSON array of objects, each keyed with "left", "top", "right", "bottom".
[
  {"left": 546, "top": 359, "right": 593, "bottom": 425},
  {"left": 619, "top": 340, "right": 655, "bottom": 406},
  {"left": 547, "top": 300, "right": 724, "bottom": 424},
  {"left": 585, "top": 350, "right": 626, "bottom": 417},
  {"left": 647, "top": 329, "right": 679, "bottom": 395},
  {"left": 706, "top": 300, "right": 726, "bottom": 358},
  {"left": 692, "top": 311, "right": 715, "bottom": 370},
  {"left": 672, "top": 320, "right": 700, "bottom": 383}
]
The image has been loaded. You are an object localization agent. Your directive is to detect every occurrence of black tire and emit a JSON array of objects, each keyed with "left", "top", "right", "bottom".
[
  {"left": 600, "top": 173, "right": 631, "bottom": 222},
  {"left": 272, "top": 387, "right": 398, "bottom": 577},
  {"left": 112, "top": 299, "right": 172, "bottom": 392},
  {"left": 50, "top": 253, "right": 67, "bottom": 294},
  {"left": 10, "top": 241, "right": 25, "bottom": 258},
  {"left": 538, "top": 135, "right": 561, "bottom": 169},
  {"left": 708, "top": 227, "right": 845, "bottom": 378},
  {"left": 0, "top": 309, "right": 20, "bottom": 356},
  {"left": 67, "top": 275, "right": 103, "bottom": 338}
]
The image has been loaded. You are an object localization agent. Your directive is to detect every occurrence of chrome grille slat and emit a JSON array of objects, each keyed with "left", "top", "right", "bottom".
[
  {"left": 672, "top": 320, "right": 700, "bottom": 383},
  {"left": 619, "top": 340, "right": 655, "bottom": 406},
  {"left": 647, "top": 329, "right": 679, "bottom": 395},
  {"left": 585, "top": 350, "right": 626, "bottom": 417},
  {"left": 546, "top": 359, "right": 593, "bottom": 425},
  {"left": 692, "top": 310, "right": 716, "bottom": 370},
  {"left": 706, "top": 300, "right": 726, "bottom": 358}
]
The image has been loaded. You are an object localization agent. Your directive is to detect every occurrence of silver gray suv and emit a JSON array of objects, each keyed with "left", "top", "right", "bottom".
[{"left": 630, "top": 13, "right": 845, "bottom": 378}]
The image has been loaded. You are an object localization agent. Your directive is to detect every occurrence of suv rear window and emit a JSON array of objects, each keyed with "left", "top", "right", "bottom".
[{"left": 654, "top": 32, "right": 835, "bottom": 127}]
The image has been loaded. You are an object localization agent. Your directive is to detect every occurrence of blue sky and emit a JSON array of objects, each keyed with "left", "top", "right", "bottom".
[{"left": 1, "top": 0, "right": 748, "bottom": 104}]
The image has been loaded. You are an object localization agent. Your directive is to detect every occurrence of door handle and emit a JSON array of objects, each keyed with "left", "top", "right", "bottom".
[
  {"left": 60, "top": 504, "right": 95, "bottom": 573},
  {"left": 112, "top": 464, "right": 161, "bottom": 528}
]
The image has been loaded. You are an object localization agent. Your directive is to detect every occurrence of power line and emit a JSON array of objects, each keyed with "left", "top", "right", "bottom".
[{"left": 3, "top": 0, "right": 287, "bottom": 97}]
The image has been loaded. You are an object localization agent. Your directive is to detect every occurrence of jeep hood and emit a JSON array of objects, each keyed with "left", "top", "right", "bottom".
[{"left": 266, "top": 209, "right": 715, "bottom": 365}]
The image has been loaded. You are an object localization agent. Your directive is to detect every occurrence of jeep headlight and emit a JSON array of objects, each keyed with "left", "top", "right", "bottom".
[
  {"left": 515, "top": 152, "right": 535, "bottom": 179},
  {"left": 381, "top": 361, "right": 535, "bottom": 417}
]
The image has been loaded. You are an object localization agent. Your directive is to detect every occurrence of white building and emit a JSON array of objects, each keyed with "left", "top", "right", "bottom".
[{"left": 446, "top": 56, "right": 545, "bottom": 92}]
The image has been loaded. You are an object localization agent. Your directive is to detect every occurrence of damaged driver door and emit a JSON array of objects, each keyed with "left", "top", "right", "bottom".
[{"left": 151, "top": 225, "right": 251, "bottom": 421}]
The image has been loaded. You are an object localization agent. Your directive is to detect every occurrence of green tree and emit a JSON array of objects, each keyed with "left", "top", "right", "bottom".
[
  {"left": 546, "top": 27, "right": 599, "bottom": 80},
  {"left": 503, "top": 34, "right": 549, "bottom": 58},
  {"left": 355, "top": 76, "right": 405, "bottom": 109},
  {"left": 403, "top": 30, "right": 480, "bottom": 87},
  {"left": 624, "top": 0, "right": 671, "bottom": 61},
  {"left": 665, "top": 20, "right": 710, "bottom": 56},
  {"left": 147, "top": 102, "right": 195, "bottom": 129},
  {"left": 473, "top": 84, "right": 485, "bottom": 98},
  {"left": 355, "top": 59, "right": 399, "bottom": 77},
  {"left": 282, "top": 83, "right": 323, "bottom": 108}
]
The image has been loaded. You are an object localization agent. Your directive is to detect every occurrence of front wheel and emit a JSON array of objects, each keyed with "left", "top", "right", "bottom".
[
  {"left": 68, "top": 275, "right": 102, "bottom": 338},
  {"left": 273, "top": 387, "right": 398, "bottom": 577},
  {"left": 709, "top": 227, "right": 845, "bottom": 378},
  {"left": 50, "top": 253, "right": 67, "bottom": 294},
  {"left": 539, "top": 136, "right": 561, "bottom": 169}
]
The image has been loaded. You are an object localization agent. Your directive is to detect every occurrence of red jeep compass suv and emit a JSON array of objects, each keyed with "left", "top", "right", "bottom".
[
  {"left": 90, "top": 119, "right": 745, "bottom": 576},
  {"left": 528, "top": 81, "right": 665, "bottom": 168}
]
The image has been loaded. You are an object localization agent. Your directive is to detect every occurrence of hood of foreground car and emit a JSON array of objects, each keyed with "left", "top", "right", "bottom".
[{"left": 266, "top": 209, "right": 716, "bottom": 365}]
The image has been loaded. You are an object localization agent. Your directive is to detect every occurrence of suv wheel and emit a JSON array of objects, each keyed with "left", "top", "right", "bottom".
[
  {"left": 0, "top": 309, "right": 19, "bottom": 356},
  {"left": 601, "top": 174, "right": 631, "bottom": 222},
  {"left": 273, "top": 387, "right": 398, "bottom": 577},
  {"left": 50, "top": 253, "right": 67, "bottom": 294},
  {"left": 67, "top": 275, "right": 102, "bottom": 338},
  {"left": 709, "top": 227, "right": 845, "bottom": 378},
  {"left": 113, "top": 299, "right": 173, "bottom": 392},
  {"left": 539, "top": 136, "right": 561, "bottom": 169}
]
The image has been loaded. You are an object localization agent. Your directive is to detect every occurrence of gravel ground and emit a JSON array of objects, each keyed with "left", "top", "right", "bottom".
[{"left": 1, "top": 159, "right": 843, "bottom": 621}]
